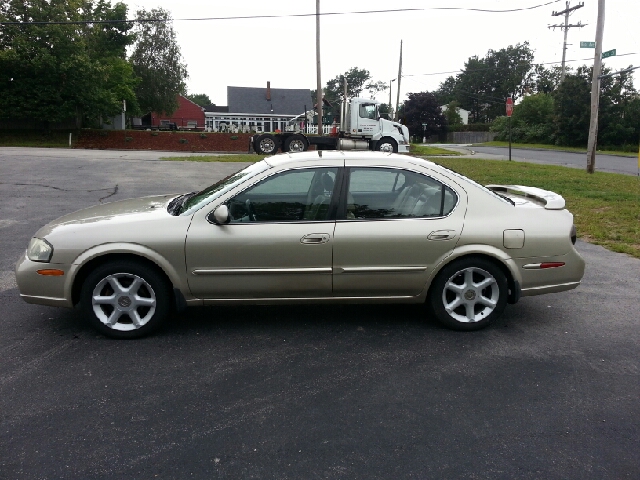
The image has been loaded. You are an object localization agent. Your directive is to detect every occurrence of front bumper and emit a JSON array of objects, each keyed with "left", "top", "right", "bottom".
[{"left": 15, "top": 252, "right": 74, "bottom": 308}]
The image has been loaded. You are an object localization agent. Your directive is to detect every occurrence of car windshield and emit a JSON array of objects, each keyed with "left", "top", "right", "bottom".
[{"left": 178, "top": 161, "right": 270, "bottom": 215}]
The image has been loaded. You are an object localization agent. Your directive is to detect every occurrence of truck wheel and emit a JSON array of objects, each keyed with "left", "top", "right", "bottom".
[
  {"left": 376, "top": 137, "right": 398, "bottom": 153},
  {"left": 254, "top": 134, "right": 278, "bottom": 154},
  {"left": 284, "top": 134, "right": 308, "bottom": 153}
]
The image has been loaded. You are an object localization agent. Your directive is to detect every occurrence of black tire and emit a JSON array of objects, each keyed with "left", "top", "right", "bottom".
[
  {"left": 376, "top": 137, "right": 398, "bottom": 153},
  {"left": 80, "top": 260, "right": 172, "bottom": 339},
  {"left": 284, "top": 134, "right": 308, "bottom": 153},
  {"left": 427, "top": 257, "right": 508, "bottom": 331},
  {"left": 254, "top": 134, "right": 279, "bottom": 155}
]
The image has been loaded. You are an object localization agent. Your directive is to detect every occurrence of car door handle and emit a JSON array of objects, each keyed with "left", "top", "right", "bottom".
[
  {"left": 301, "top": 233, "right": 330, "bottom": 244},
  {"left": 428, "top": 230, "right": 456, "bottom": 241}
]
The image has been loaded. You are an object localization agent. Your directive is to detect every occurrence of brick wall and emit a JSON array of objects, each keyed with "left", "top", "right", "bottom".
[{"left": 75, "top": 130, "right": 253, "bottom": 152}]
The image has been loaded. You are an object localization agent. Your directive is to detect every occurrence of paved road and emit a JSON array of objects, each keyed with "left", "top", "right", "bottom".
[
  {"left": 465, "top": 145, "right": 639, "bottom": 176},
  {"left": 1, "top": 148, "right": 639, "bottom": 479}
]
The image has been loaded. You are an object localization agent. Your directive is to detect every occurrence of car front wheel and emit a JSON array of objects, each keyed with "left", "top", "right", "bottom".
[
  {"left": 81, "top": 260, "right": 172, "bottom": 339},
  {"left": 428, "top": 257, "right": 508, "bottom": 331}
]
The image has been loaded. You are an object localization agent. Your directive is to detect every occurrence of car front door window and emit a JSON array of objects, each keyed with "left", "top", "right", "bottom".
[{"left": 227, "top": 168, "right": 338, "bottom": 222}]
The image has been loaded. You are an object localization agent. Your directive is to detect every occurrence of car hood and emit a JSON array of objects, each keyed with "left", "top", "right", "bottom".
[{"left": 35, "top": 194, "right": 178, "bottom": 238}]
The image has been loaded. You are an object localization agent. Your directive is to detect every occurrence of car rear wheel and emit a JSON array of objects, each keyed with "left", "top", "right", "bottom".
[
  {"left": 428, "top": 257, "right": 508, "bottom": 331},
  {"left": 81, "top": 260, "right": 171, "bottom": 339}
]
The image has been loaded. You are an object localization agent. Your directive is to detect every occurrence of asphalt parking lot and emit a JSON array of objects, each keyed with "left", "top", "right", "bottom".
[{"left": 1, "top": 148, "right": 639, "bottom": 479}]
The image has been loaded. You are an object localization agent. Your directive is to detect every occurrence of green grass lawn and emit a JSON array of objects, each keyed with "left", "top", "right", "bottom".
[
  {"left": 410, "top": 144, "right": 462, "bottom": 156},
  {"left": 478, "top": 141, "right": 639, "bottom": 157},
  {"left": 427, "top": 156, "right": 640, "bottom": 259}
]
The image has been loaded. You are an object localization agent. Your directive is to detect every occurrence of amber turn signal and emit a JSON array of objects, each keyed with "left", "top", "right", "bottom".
[{"left": 36, "top": 269, "right": 65, "bottom": 276}]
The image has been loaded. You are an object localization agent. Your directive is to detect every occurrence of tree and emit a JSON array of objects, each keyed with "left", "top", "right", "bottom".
[
  {"left": 492, "top": 93, "right": 555, "bottom": 144},
  {"left": 401, "top": 92, "right": 447, "bottom": 139},
  {"left": 365, "top": 80, "right": 388, "bottom": 99},
  {"left": 443, "top": 101, "right": 463, "bottom": 127},
  {"left": 532, "top": 65, "right": 565, "bottom": 94},
  {"left": 553, "top": 64, "right": 638, "bottom": 147},
  {"left": 554, "top": 71, "right": 591, "bottom": 146},
  {"left": 130, "top": 8, "right": 188, "bottom": 115},
  {"left": 323, "top": 67, "right": 389, "bottom": 102},
  {"left": 597, "top": 66, "right": 638, "bottom": 147},
  {"left": 0, "top": 0, "right": 138, "bottom": 126},
  {"left": 433, "top": 77, "right": 458, "bottom": 106},
  {"left": 435, "top": 43, "right": 535, "bottom": 123},
  {"left": 186, "top": 93, "right": 212, "bottom": 107}
]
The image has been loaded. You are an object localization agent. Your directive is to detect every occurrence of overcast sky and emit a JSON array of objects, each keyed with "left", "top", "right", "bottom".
[{"left": 121, "top": 0, "right": 639, "bottom": 107}]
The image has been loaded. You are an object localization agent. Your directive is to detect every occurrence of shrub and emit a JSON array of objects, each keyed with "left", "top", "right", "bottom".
[{"left": 179, "top": 138, "right": 188, "bottom": 144}]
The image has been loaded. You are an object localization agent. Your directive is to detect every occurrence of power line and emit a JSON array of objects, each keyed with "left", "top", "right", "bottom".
[
  {"left": 403, "top": 53, "right": 638, "bottom": 78},
  {"left": 431, "top": 0, "right": 562, "bottom": 13},
  {"left": 0, "top": 1, "right": 564, "bottom": 26}
]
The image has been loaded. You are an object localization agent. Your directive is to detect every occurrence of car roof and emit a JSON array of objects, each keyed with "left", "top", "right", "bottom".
[{"left": 264, "top": 150, "right": 438, "bottom": 169}]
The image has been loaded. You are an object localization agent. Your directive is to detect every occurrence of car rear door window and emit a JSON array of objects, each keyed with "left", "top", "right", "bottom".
[{"left": 345, "top": 168, "right": 457, "bottom": 219}]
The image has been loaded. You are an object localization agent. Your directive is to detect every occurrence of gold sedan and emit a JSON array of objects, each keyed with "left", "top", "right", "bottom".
[{"left": 16, "top": 151, "right": 585, "bottom": 338}]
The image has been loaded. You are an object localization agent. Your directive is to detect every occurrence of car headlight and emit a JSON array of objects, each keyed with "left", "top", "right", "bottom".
[{"left": 27, "top": 237, "right": 54, "bottom": 263}]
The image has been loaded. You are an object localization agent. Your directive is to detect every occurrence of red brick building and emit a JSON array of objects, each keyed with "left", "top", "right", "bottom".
[{"left": 143, "top": 95, "right": 206, "bottom": 130}]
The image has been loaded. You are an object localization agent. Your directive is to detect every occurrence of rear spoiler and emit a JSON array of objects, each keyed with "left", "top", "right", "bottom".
[{"left": 486, "top": 185, "right": 566, "bottom": 210}]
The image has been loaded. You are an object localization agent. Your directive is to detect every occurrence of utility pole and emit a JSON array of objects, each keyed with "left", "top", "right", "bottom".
[
  {"left": 586, "top": 0, "right": 605, "bottom": 174},
  {"left": 394, "top": 40, "right": 402, "bottom": 121},
  {"left": 316, "top": 0, "right": 323, "bottom": 136},
  {"left": 388, "top": 78, "right": 396, "bottom": 118},
  {"left": 549, "top": 1, "right": 585, "bottom": 81}
]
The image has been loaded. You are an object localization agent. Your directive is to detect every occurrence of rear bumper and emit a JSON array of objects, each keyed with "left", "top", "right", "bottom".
[
  {"left": 521, "top": 281, "right": 581, "bottom": 297},
  {"left": 516, "top": 247, "right": 585, "bottom": 297}
]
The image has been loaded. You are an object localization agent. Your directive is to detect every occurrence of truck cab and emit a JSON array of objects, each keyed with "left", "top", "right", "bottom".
[{"left": 342, "top": 98, "right": 410, "bottom": 153}]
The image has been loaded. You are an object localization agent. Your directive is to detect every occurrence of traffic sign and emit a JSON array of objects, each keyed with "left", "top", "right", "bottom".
[
  {"left": 506, "top": 97, "right": 513, "bottom": 117},
  {"left": 580, "top": 41, "right": 596, "bottom": 48},
  {"left": 602, "top": 49, "right": 616, "bottom": 59}
]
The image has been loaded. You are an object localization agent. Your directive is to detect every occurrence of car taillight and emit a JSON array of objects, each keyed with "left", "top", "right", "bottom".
[{"left": 570, "top": 225, "right": 577, "bottom": 245}]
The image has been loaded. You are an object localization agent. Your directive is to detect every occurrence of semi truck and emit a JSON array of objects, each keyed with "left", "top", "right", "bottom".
[{"left": 249, "top": 97, "right": 410, "bottom": 155}]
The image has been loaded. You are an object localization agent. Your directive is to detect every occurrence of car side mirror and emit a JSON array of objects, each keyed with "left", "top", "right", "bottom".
[{"left": 210, "top": 204, "right": 230, "bottom": 225}]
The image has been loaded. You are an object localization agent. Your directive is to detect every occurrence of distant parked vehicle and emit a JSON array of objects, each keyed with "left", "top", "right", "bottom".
[{"left": 251, "top": 97, "right": 410, "bottom": 155}]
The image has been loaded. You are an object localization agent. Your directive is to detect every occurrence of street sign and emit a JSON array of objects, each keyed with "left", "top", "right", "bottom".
[
  {"left": 602, "top": 49, "right": 616, "bottom": 59},
  {"left": 580, "top": 41, "right": 596, "bottom": 48},
  {"left": 506, "top": 97, "right": 513, "bottom": 117}
]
